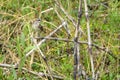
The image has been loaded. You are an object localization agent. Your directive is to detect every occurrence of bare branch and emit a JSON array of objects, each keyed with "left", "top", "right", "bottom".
[
  {"left": 54, "top": 0, "right": 84, "bottom": 35},
  {"left": 84, "top": 0, "right": 95, "bottom": 79},
  {"left": 35, "top": 37, "right": 118, "bottom": 60},
  {"left": 0, "top": 63, "right": 64, "bottom": 79},
  {"left": 54, "top": 5, "right": 71, "bottom": 36},
  {"left": 73, "top": 0, "right": 82, "bottom": 79},
  {"left": 31, "top": 37, "right": 53, "bottom": 80},
  {"left": 35, "top": 37, "right": 87, "bottom": 44}
]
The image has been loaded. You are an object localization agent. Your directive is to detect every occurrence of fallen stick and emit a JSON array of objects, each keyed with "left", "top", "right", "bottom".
[{"left": 0, "top": 63, "right": 64, "bottom": 79}]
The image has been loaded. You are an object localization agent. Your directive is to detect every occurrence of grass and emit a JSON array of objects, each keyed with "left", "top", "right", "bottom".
[{"left": 0, "top": 0, "right": 120, "bottom": 80}]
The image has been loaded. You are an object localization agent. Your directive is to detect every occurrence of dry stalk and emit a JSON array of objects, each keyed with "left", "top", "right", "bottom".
[
  {"left": 0, "top": 63, "right": 64, "bottom": 79},
  {"left": 54, "top": 0, "right": 84, "bottom": 35},
  {"left": 30, "top": 52, "right": 34, "bottom": 69},
  {"left": 54, "top": 5, "right": 71, "bottom": 54},
  {"left": 31, "top": 37, "right": 53, "bottom": 80},
  {"left": 54, "top": 5, "right": 71, "bottom": 36},
  {"left": 35, "top": 37, "right": 87, "bottom": 44},
  {"left": 73, "top": 0, "right": 82, "bottom": 79},
  {"left": 54, "top": 0, "right": 76, "bottom": 25},
  {"left": 84, "top": 0, "right": 95, "bottom": 79},
  {"left": 41, "top": 8, "right": 54, "bottom": 14},
  {"left": 35, "top": 36, "right": 119, "bottom": 60},
  {"left": 29, "top": 32, "right": 36, "bottom": 70}
]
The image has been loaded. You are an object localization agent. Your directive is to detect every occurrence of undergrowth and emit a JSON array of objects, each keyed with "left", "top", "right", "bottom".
[{"left": 0, "top": 0, "right": 120, "bottom": 80}]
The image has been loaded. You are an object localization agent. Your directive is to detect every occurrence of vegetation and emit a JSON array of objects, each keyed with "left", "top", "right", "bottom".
[{"left": 0, "top": 0, "right": 120, "bottom": 80}]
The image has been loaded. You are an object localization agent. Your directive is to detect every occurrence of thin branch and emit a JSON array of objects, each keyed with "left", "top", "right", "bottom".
[
  {"left": 35, "top": 37, "right": 87, "bottom": 44},
  {"left": 54, "top": 5, "right": 64, "bottom": 21},
  {"left": 0, "top": 63, "right": 64, "bottom": 79},
  {"left": 31, "top": 37, "right": 53, "bottom": 80},
  {"left": 54, "top": 0, "right": 84, "bottom": 35},
  {"left": 54, "top": 5, "right": 71, "bottom": 36},
  {"left": 35, "top": 36, "right": 119, "bottom": 60},
  {"left": 54, "top": 0, "right": 76, "bottom": 26},
  {"left": 84, "top": 0, "right": 95, "bottom": 79},
  {"left": 92, "top": 44, "right": 119, "bottom": 60},
  {"left": 41, "top": 8, "right": 54, "bottom": 14},
  {"left": 73, "top": 0, "right": 82, "bottom": 79}
]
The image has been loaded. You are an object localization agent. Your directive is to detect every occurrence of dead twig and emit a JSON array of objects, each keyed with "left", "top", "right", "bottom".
[
  {"left": 92, "top": 44, "right": 119, "bottom": 60},
  {"left": 73, "top": 0, "right": 82, "bottom": 79},
  {"left": 0, "top": 63, "right": 64, "bottom": 79},
  {"left": 54, "top": 5, "right": 71, "bottom": 36},
  {"left": 35, "top": 37, "right": 87, "bottom": 44},
  {"left": 84, "top": 0, "right": 95, "bottom": 79},
  {"left": 54, "top": 0, "right": 84, "bottom": 35},
  {"left": 41, "top": 8, "right": 54, "bottom": 14},
  {"left": 35, "top": 36, "right": 119, "bottom": 60},
  {"left": 31, "top": 37, "right": 53, "bottom": 80}
]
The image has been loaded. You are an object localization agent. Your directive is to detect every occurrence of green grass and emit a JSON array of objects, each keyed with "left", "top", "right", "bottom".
[{"left": 0, "top": 0, "right": 120, "bottom": 80}]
